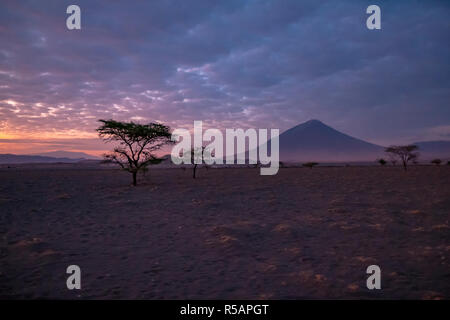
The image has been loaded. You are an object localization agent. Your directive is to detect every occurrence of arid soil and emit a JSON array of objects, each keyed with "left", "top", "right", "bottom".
[{"left": 0, "top": 165, "right": 449, "bottom": 299}]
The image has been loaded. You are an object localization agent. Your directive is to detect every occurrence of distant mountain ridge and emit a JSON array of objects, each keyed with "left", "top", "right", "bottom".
[
  {"left": 232, "top": 120, "right": 450, "bottom": 163},
  {"left": 277, "top": 119, "right": 384, "bottom": 161},
  {"left": 0, "top": 150, "right": 100, "bottom": 164},
  {"left": 1, "top": 123, "right": 448, "bottom": 165},
  {"left": 0, "top": 154, "right": 84, "bottom": 164},
  {"left": 33, "top": 150, "right": 100, "bottom": 160}
]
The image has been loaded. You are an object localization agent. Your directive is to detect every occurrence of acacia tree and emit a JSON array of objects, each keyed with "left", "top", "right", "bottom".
[
  {"left": 97, "top": 119, "right": 173, "bottom": 186},
  {"left": 385, "top": 145, "right": 419, "bottom": 171},
  {"left": 378, "top": 158, "right": 387, "bottom": 166},
  {"left": 186, "top": 146, "right": 212, "bottom": 179}
]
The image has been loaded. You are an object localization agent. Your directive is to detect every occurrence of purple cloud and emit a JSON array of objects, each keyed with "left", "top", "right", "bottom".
[{"left": 0, "top": 0, "right": 449, "bottom": 154}]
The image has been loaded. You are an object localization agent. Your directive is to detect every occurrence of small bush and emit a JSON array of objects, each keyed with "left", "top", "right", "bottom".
[
  {"left": 431, "top": 159, "right": 442, "bottom": 166},
  {"left": 302, "top": 162, "right": 318, "bottom": 169}
]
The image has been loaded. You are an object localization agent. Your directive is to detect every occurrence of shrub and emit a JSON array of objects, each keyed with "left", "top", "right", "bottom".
[{"left": 302, "top": 162, "right": 318, "bottom": 169}]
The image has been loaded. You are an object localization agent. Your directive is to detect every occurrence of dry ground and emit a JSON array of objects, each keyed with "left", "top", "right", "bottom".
[{"left": 0, "top": 165, "right": 449, "bottom": 299}]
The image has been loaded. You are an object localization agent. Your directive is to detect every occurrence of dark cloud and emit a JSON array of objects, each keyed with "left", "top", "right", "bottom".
[{"left": 0, "top": 0, "right": 449, "bottom": 152}]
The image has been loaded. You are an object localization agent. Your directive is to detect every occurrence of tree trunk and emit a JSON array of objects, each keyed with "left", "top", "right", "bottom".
[
  {"left": 132, "top": 171, "right": 137, "bottom": 186},
  {"left": 193, "top": 164, "right": 197, "bottom": 179}
]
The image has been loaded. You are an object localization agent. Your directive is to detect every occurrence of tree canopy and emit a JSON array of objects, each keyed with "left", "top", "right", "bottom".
[
  {"left": 97, "top": 119, "right": 173, "bottom": 185},
  {"left": 385, "top": 145, "right": 419, "bottom": 171}
]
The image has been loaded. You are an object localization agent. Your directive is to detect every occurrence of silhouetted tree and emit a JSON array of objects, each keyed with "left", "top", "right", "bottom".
[
  {"left": 377, "top": 158, "right": 387, "bottom": 166},
  {"left": 385, "top": 145, "right": 419, "bottom": 171},
  {"left": 186, "top": 146, "right": 211, "bottom": 179},
  {"left": 386, "top": 153, "right": 397, "bottom": 166},
  {"left": 97, "top": 119, "right": 173, "bottom": 186},
  {"left": 303, "top": 162, "right": 318, "bottom": 169},
  {"left": 431, "top": 159, "right": 442, "bottom": 166}
]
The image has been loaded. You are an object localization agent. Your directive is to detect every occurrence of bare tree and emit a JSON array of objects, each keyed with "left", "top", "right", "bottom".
[
  {"left": 385, "top": 145, "right": 419, "bottom": 171},
  {"left": 187, "top": 146, "right": 212, "bottom": 179},
  {"left": 97, "top": 119, "right": 173, "bottom": 186}
]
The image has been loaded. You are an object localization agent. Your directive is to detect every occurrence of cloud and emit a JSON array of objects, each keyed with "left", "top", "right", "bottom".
[{"left": 0, "top": 0, "right": 449, "bottom": 153}]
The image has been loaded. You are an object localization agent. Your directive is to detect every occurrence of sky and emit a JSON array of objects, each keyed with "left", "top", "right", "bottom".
[{"left": 0, "top": 0, "right": 449, "bottom": 156}]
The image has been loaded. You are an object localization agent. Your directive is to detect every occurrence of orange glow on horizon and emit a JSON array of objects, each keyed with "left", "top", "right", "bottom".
[
  {"left": 0, "top": 133, "right": 17, "bottom": 139},
  {"left": 0, "top": 128, "right": 105, "bottom": 156},
  {"left": 0, "top": 129, "right": 98, "bottom": 140},
  {"left": 0, "top": 126, "right": 170, "bottom": 157}
]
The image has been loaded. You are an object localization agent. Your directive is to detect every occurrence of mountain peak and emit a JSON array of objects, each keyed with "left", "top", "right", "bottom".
[
  {"left": 287, "top": 119, "right": 330, "bottom": 133},
  {"left": 304, "top": 119, "right": 324, "bottom": 125},
  {"left": 279, "top": 119, "right": 383, "bottom": 161}
]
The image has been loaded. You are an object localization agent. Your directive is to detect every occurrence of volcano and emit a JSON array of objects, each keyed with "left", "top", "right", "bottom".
[{"left": 277, "top": 119, "right": 384, "bottom": 162}]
